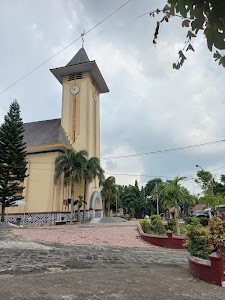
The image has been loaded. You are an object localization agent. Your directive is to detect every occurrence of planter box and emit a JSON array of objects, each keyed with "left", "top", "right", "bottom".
[
  {"left": 138, "top": 224, "right": 186, "bottom": 249},
  {"left": 188, "top": 252, "right": 225, "bottom": 286}
]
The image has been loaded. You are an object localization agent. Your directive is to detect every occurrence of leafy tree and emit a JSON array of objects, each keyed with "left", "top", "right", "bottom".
[
  {"left": 149, "top": 0, "right": 225, "bottom": 69},
  {"left": 109, "top": 184, "right": 124, "bottom": 214},
  {"left": 120, "top": 180, "right": 146, "bottom": 218},
  {"left": 101, "top": 176, "right": 116, "bottom": 217},
  {"left": 213, "top": 174, "right": 225, "bottom": 196},
  {"left": 145, "top": 178, "right": 163, "bottom": 215},
  {"left": 195, "top": 169, "right": 214, "bottom": 196},
  {"left": 160, "top": 176, "right": 186, "bottom": 235},
  {"left": 0, "top": 100, "right": 27, "bottom": 222},
  {"left": 83, "top": 157, "right": 104, "bottom": 220},
  {"left": 54, "top": 149, "right": 87, "bottom": 223}
]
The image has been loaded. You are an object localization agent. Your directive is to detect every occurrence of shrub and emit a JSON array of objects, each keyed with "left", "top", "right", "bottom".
[
  {"left": 139, "top": 219, "right": 151, "bottom": 233},
  {"left": 184, "top": 216, "right": 200, "bottom": 225},
  {"left": 150, "top": 215, "right": 161, "bottom": 223},
  {"left": 184, "top": 216, "right": 193, "bottom": 224},
  {"left": 165, "top": 219, "right": 176, "bottom": 232},
  {"left": 208, "top": 217, "right": 225, "bottom": 268},
  {"left": 181, "top": 224, "right": 191, "bottom": 236},
  {"left": 150, "top": 219, "right": 166, "bottom": 235},
  {"left": 199, "top": 217, "right": 209, "bottom": 227},
  {"left": 185, "top": 225, "right": 214, "bottom": 259}
]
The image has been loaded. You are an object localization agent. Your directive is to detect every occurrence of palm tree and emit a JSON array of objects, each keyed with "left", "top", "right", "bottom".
[
  {"left": 101, "top": 176, "right": 116, "bottom": 217},
  {"left": 160, "top": 176, "right": 186, "bottom": 235},
  {"left": 75, "top": 196, "right": 87, "bottom": 222},
  {"left": 54, "top": 148, "right": 88, "bottom": 223},
  {"left": 83, "top": 157, "right": 104, "bottom": 221}
]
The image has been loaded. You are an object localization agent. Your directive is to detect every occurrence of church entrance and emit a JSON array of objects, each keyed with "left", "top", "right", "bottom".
[{"left": 89, "top": 191, "right": 103, "bottom": 219}]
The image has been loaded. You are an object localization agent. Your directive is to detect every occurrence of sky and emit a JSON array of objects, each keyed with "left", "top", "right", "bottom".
[{"left": 0, "top": 0, "right": 224, "bottom": 194}]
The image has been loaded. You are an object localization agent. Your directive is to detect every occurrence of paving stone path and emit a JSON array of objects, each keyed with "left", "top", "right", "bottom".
[
  {"left": 12, "top": 223, "right": 154, "bottom": 248},
  {"left": 1, "top": 225, "right": 225, "bottom": 299},
  {"left": 1, "top": 226, "right": 187, "bottom": 275}
]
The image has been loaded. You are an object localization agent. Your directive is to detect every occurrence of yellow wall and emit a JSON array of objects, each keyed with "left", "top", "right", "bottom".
[
  {"left": 7, "top": 151, "right": 63, "bottom": 214},
  {"left": 7, "top": 71, "right": 102, "bottom": 216}
]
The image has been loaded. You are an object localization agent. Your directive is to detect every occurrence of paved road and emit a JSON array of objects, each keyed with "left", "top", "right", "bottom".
[{"left": 0, "top": 226, "right": 225, "bottom": 299}]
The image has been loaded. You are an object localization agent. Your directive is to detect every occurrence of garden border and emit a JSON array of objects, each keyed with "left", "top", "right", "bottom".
[
  {"left": 188, "top": 252, "right": 225, "bottom": 286},
  {"left": 138, "top": 223, "right": 186, "bottom": 249}
]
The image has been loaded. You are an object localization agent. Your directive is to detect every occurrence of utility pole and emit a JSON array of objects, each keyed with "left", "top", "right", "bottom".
[{"left": 156, "top": 182, "right": 159, "bottom": 215}]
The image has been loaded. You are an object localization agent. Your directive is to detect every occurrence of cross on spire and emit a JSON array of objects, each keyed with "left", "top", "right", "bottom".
[{"left": 81, "top": 30, "right": 85, "bottom": 48}]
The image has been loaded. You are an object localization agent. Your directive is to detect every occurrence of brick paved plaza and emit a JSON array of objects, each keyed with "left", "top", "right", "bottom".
[
  {"left": 0, "top": 223, "right": 225, "bottom": 299},
  {"left": 13, "top": 222, "right": 155, "bottom": 248}
]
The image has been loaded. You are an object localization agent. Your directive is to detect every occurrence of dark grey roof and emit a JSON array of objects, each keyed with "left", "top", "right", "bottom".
[
  {"left": 23, "top": 119, "right": 69, "bottom": 148},
  {"left": 66, "top": 48, "right": 89, "bottom": 66},
  {"left": 50, "top": 48, "right": 109, "bottom": 94}
]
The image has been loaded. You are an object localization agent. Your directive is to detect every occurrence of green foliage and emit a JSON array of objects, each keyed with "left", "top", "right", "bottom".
[
  {"left": 83, "top": 156, "right": 104, "bottom": 220},
  {"left": 150, "top": 219, "right": 167, "bottom": 235},
  {"left": 208, "top": 217, "right": 225, "bottom": 251},
  {"left": 0, "top": 100, "right": 27, "bottom": 222},
  {"left": 54, "top": 148, "right": 88, "bottom": 222},
  {"left": 140, "top": 217, "right": 166, "bottom": 235},
  {"left": 119, "top": 180, "right": 146, "bottom": 218},
  {"left": 139, "top": 219, "right": 151, "bottom": 233},
  {"left": 195, "top": 170, "right": 214, "bottom": 196},
  {"left": 184, "top": 217, "right": 200, "bottom": 225},
  {"left": 150, "top": 0, "right": 225, "bottom": 69},
  {"left": 150, "top": 214, "right": 161, "bottom": 223},
  {"left": 208, "top": 217, "right": 225, "bottom": 268},
  {"left": 199, "top": 217, "right": 209, "bottom": 227},
  {"left": 145, "top": 178, "right": 163, "bottom": 215},
  {"left": 101, "top": 176, "right": 116, "bottom": 216},
  {"left": 166, "top": 219, "right": 176, "bottom": 232},
  {"left": 185, "top": 225, "right": 214, "bottom": 259}
]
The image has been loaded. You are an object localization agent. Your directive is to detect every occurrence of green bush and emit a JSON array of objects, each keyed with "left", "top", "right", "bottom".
[
  {"left": 208, "top": 217, "right": 225, "bottom": 268},
  {"left": 184, "top": 216, "right": 193, "bottom": 224},
  {"left": 165, "top": 219, "right": 176, "bottom": 232},
  {"left": 150, "top": 219, "right": 166, "bottom": 235},
  {"left": 184, "top": 216, "right": 201, "bottom": 225},
  {"left": 184, "top": 225, "right": 214, "bottom": 259},
  {"left": 199, "top": 217, "right": 209, "bottom": 227},
  {"left": 139, "top": 219, "right": 151, "bottom": 233},
  {"left": 150, "top": 215, "right": 161, "bottom": 223},
  {"left": 181, "top": 224, "right": 192, "bottom": 236}
]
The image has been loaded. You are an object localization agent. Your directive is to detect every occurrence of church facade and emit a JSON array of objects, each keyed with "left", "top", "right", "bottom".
[{"left": 6, "top": 48, "right": 109, "bottom": 225}]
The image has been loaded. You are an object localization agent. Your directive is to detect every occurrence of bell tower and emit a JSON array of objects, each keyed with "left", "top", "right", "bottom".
[{"left": 50, "top": 48, "right": 109, "bottom": 158}]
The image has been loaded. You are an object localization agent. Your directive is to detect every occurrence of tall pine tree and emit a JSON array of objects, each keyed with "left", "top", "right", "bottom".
[{"left": 0, "top": 100, "right": 27, "bottom": 222}]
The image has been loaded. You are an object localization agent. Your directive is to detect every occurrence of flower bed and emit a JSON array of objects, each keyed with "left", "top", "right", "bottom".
[
  {"left": 188, "top": 252, "right": 225, "bottom": 286},
  {"left": 138, "top": 223, "right": 186, "bottom": 249}
]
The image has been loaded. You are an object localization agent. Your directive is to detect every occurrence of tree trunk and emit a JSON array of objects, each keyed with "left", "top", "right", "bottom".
[
  {"left": 83, "top": 180, "right": 87, "bottom": 222},
  {"left": 1, "top": 205, "right": 5, "bottom": 223},
  {"left": 77, "top": 206, "right": 80, "bottom": 223},
  {"left": 102, "top": 197, "right": 105, "bottom": 217},
  {"left": 107, "top": 200, "right": 111, "bottom": 217},
  {"left": 174, "top": 201, "right": 181, "bottom": 235},
  {"left": 70, "top": 181, "right": 75, "bottom": 224}
]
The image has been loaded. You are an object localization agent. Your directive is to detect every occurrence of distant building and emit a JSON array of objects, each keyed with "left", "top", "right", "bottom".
[
  {"left": 191, "top": 204, "right": 207, "bottom": 212},
  {"left": 6, "top": 48, "right": 109, "bottom": 225}
]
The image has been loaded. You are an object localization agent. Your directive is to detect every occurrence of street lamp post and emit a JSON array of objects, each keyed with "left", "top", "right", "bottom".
[{"left": 196, "top": 164, "right": 203, "bottom": 171}]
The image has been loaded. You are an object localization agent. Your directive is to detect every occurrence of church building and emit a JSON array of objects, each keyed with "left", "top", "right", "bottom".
[{"left": 6, "top": 48, "right": 109, "bottom": 225}]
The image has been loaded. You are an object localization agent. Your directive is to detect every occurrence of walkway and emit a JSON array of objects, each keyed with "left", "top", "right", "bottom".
[
  {"left": 12, "top": 222, "right": 154, "bottom": 248},
  {"left": 0, "top": 224, "right": 225, "bottom": 299}
]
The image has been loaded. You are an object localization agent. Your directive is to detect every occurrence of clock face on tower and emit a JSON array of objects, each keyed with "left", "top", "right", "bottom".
[{"left": 70, "top": 86, "right": 79, "bottom": 95}]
